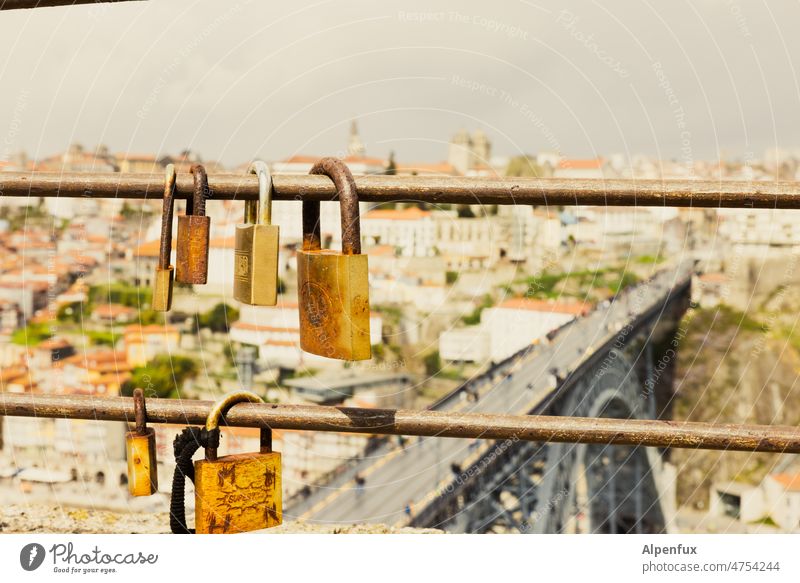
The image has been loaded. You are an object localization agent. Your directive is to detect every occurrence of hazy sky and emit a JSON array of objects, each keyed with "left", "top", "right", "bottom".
[{"left": 0, "top": 0, "right": 798, "bottom": 167}]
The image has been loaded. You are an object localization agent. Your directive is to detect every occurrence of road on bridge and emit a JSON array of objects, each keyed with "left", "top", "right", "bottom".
[{"left": 289, "top": 266, "right": 686, "bottom": 526}]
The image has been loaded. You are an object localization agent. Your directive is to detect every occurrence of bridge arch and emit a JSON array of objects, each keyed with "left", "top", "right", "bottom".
[{"left": 530, "top": 350, "right": 668, "bottom": 533}]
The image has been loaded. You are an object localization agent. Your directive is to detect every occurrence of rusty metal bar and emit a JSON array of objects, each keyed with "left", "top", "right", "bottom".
[
  {"left": 1, "top": 393, "right": 797, "bottom": 453},
  {"left": 0, "top": 0, "right": 144, "bottom": 9},
  {"left": 1, "top": 171, "right": 799, "bottom": 208}
]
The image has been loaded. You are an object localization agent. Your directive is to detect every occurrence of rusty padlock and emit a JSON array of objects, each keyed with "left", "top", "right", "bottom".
[
  {"left": 233, "top": 161, "right": 280, "bottom": 306},
  {"left": 194, "top": 392, "right": 282, "bottom": 534},
  {"left": 125, "top": 388, "right": 158, "bottom": 496},
  {"left": 297, "top": 157, "right": 371, "bottom": 361},
  {"left": 176, "top": 164, "right": 210, "bottom": 284},
  {"left": 152, "top": 164, "right": 176, "bottom": 311}
]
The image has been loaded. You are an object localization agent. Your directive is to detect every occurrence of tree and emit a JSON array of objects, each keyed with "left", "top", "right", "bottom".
[
  {"left": 122, "top": 354, "right": 198, "bottom": 399},
  {"left": 456, "top": 204, "right": 475, "bottom": 218},
  {"left": 57, "top": 301, "right": 89, "bottom": 324},
  {"left": 423, "top": 350, "right": 442, "bottom": 377},
  {"left": 505, "top": 155, "right": 544, "bottom": 178},
  {"left": 11, "top": 323, "right": 53, "bottom": 347},
  {"left": 90, "top": 283, "right": 151, "bottom": 308},
  {"left": 462, "top": 294, "right": 494, "bottom": 325},
  {"left": 385, "top": 151, "right": 397, "bottom": 176},
  {"left": 199, "top": 303, "right": 240, "bottom": 333}
]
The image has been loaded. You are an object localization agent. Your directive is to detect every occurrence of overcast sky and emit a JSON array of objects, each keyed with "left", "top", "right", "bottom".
[{"left": 0, "top": 0, "right": 798, "bottom": 167}]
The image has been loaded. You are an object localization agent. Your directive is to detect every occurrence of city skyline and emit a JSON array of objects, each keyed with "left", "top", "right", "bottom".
[{"left": 1, "top": 1, "right": 800, "bottom": 167}]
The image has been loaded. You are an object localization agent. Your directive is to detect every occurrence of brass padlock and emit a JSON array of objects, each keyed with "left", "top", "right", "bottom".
[
  {"left": 194, "top": 392, "right": 282, "bottom": 534},
  {"left": 297, "top": 157, "right": 371, "bottom": 361},
  {"left": 153, "top": 164, "right": 176, "bottom": 311},
  {"left": 176, "top": 164, "right": 210, "bottom": 284},
  {"left": 233, "top": 161, "right": 280, "bottom": 305},
  {"left": 125, "top": 388, "right": 158, "bottom": 496}
]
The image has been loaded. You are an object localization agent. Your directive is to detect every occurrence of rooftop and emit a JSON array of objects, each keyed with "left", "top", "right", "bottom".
[{"left": 496, "top": 298, "right": 591, "bottom": 316}]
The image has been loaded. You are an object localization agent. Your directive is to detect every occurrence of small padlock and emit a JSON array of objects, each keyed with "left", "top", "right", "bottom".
[
  {"left": 176, "top": 164, "right": 210, "bottom": 284},
  {"left": 194, "top": 392, "right": 282, "bottom": 534},
  {"left": 233, "top": 161, "right": 280, "bottom": 305},
  {"left": 153, "top": 164, "right": 176, "bottom": 311},
  {"left": 297, "top": 157, "right": 371, "bottom": 361},
  {"left": 125, "top": 388, "right": 158, "bottom": 496}
]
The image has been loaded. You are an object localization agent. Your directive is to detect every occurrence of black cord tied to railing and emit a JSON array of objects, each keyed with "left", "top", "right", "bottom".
[{"left": 169, "top": 426, "right": 220, "bottom": 534}]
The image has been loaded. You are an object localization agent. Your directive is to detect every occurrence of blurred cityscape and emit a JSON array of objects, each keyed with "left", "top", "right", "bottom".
[{"left": 1, "top": 123, "right": 800, "bottom": 532}]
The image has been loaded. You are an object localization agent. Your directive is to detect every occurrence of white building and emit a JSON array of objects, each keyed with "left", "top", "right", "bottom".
[
  {"left": 439, "top": 327, "right": 490, "bottom": 362},
  {"left": 448, "top": 129, "right": 492, "bottom": 175},
  {"left": 230, "top": 302, "right": 383, "bottom": 368},
  {"left": 762, "top": 474, "right": 800, "bottom": 531},
  {"left": 709, "top": 472, "right": 800, "bottom": 531},
  {"left": 435, "top": 211, "right": 497, "bottom": 266},
  {"left": 270, "top": 154, "right": 384, "bottom": 247},
  {"left": 482, "top": 298, "right": 589, "bottom": 361},
  {"left": 718, "top": 208, "right": 800, "bottom": 253},
  {"left": 553, "top": 158, "right": 606, "bottom": 179},
  {"left": 362, "top": 207, "right": 435, "bottom": 257},
  {"left": 440, "top": 298, "right": 590, "bottom": 363}
]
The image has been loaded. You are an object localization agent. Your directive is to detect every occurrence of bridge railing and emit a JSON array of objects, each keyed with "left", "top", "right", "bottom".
[
  {"left": 0, "top": 172, "right": 796, "bottom": 453},
  {"left": 2, "top": 0, "right": 800, "bottom": 484},
  {"left": 2, "top": 393, "right": 798, "bottom": 454}
]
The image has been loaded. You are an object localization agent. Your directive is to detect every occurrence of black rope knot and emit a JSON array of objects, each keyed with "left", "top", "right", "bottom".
[
  {"left": 201, "top": 427, "right": 220, "bottom": 450},
  {"left": 170, "top": 426, "right": 221, "bottom": 534}
]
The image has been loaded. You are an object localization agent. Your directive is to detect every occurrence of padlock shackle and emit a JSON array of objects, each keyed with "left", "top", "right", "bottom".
[
  {"left": 188, "top": 164, "right": 209, "bottom": 217},
  {"left": 246, "top": 161, "right": 273, "bottom": 226},
  {"left": 158, "top": 165, "right": 177, "bottom": 270},
  {"left": 133, "top": 387, "right": 148, "bottom": 436},
  {"left": 302, "top": 200, "right": 322, "bottom": 252},
  {"left": 307, "top": 157, "right": 361, "bottom": 255},
  {"left": 204, "top": 391, "right": 271, "bottom": 461}
]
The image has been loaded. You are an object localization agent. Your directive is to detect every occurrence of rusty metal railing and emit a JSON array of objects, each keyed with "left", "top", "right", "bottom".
[
  {"left": 0, "top": 0, "right": 144, "bottom": 10},
  {"left": 1, "top": 394, "right": 798, "bottom": 454},
  {"left": 1, "top": 171, "right": 799, "bottom": 208}
]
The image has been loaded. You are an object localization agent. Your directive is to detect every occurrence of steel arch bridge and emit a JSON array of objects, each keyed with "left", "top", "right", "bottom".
[
  {"left": 291, "top": 267, "right": 690, "bottom": 532},
  {"left": 410, "top": 350, "right": 675, "bottom": 534}
]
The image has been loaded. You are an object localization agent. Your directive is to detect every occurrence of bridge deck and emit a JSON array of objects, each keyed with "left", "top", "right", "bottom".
[{"left": 293, "top": 265, "right": 691, "bottom": 525}]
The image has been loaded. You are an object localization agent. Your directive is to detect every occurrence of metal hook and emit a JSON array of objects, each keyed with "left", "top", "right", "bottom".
[
  {"left": 158, "top": 164, "right": 176, "bottom": 270},
  {"left": 248, "top": 161, "right": 273, "bottom": 226},
  {"left": 133, "top": 388, "right": 147, "bottom": 436}
]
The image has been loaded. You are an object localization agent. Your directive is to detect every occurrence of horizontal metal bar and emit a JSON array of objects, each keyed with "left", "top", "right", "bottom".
[
  {"left": 0, "top": 0, "right": 144, "bottom": 10},
  {"left": 1, "top": 171, "right": 799, "bottom": 207},
  {"left": 1, "top": 393, "right": 797, "bottom": 453}
]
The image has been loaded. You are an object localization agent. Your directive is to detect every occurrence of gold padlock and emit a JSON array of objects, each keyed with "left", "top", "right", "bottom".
[
  {"left": 125, "top": 388, "right": 158, "bottom": 496},
  {"left": 176, "top": 164, "right": 211, "bottom": 285},
  {"left": 194, "top": 392, "right": 282, "bottom": 534},
  {"left": 233, "top": 161, "right": 280, "bottom": 305},
  {"left": 297, "top": 157, "right": 371, "bottom": 361},
  {"left": 153, "top": 164, "right": 176, "bottom": 312}
]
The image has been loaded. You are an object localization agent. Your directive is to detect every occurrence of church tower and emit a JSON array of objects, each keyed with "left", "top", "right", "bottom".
[{"left": 347, "top": 119, "right": 366, "bottom": 158}]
